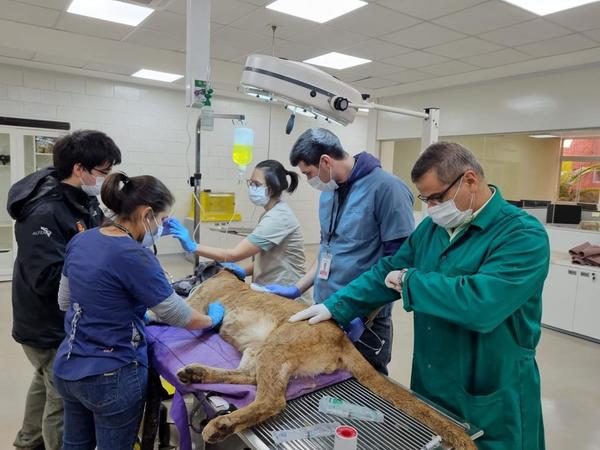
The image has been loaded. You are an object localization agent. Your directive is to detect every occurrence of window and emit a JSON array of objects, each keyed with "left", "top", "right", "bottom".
[{"left": 558, "top": 138, "right": 600, "bottom": 204}]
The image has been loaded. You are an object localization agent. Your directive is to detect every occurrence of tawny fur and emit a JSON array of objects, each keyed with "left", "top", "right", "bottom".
[{"left": 177, "top": 271, "right": 477, "bottom": 449}]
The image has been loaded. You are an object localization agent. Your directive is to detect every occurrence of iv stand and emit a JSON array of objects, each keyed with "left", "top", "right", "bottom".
[{"left": 192, "top": 113, "right": 245, "bottom": 268}]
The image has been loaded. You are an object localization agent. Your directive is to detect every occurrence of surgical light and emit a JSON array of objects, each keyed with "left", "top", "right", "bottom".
[
  {"left": 266, "top": 0, "right": 367, "bottom": 23},
  {"left": 67, "top": 0, "right": 154, "bottom": 26}
]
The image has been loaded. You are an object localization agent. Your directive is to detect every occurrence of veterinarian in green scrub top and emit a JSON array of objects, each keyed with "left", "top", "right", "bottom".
[
  {"left": 290, "top": 142, "right": 550, "bottom": 450},
  {"left": 166, "top": 160, "right": 306, "bottom": 299}
]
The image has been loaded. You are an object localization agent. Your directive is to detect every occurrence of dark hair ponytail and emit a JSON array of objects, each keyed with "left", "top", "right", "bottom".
[
  {"left": 101, "top": 172, "right": 174, "bottom": 219},
  {"left": 255, "top": 160, "right": 299, "bottom": 198},
  {"left": 286, "top": 170, "right": 299, "bottom": 194}
]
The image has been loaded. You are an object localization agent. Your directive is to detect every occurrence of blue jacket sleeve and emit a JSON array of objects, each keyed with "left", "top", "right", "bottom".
[{"left": 323, "top": 230, "right": 417, "bottom": 326}]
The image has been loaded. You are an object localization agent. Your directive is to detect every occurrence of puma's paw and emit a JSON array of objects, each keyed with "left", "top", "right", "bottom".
[
  {"left": 176, "top": 364, "right": 208, "bottom": 384},
  {"left": 202, "top": 416, "right": 235, "bottom": 443}
]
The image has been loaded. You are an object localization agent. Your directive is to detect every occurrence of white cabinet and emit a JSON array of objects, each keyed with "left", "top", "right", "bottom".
[
  {"left": 573, "top": 269, "right": 600, "bottom": 340},
  {"left": 0, "top": 126, "right": 65, "bottom": 281},
  {"left": 542, "top": 264, "right": 578, "bottom": 331},
  {"left": 542, "top": 262, "right": 600, "bottom": 341}
]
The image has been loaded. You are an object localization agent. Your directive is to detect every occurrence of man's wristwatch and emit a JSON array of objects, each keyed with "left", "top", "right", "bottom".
[{"left": 397, "top": 268, "right": 409, "bottom": 291}]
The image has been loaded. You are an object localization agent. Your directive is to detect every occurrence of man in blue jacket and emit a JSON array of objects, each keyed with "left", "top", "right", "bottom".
[
  {"left": 7, "top": 130, "right": 121, "bottom": 450},
  {"left": 264, "top": 128, "right": 415, "bottom": 373}
]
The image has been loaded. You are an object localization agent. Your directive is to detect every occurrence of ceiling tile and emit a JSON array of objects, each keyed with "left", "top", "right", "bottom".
[
  {"left": 584, "top": 28, "right": 600, "bottom": 42},
  {"left": 210, "top": 41, "right": 252, "bottom": 62},
  {"left": 327, "top": 4, "right": 421, "bottom": 38},
  {"left": 352, "top": 77, "right": 398, "bottom": 89},
  {"left": 479, "top": 19, "right": 572, "bottom": 47},
  {"left": 126, "top": 28, "right": 185, "bottom": 52},
  {"left": 212, "top": 0, "right": 260, "bottom": 25},
  {"left": 33, "top": 52, "right": 86, "bottom": 68},
  {"left": 516, "top": 33, "right": 599, "bottom": 57},
  {"left": 256, "top": 39, "right": 327, "bottom": 62},
  {"left": 212, "top": 26, "right": 276, "bottom": 52},
  {"left": 240, "top": 0, "right": 273, "bottom": 5},
  {"left": 383, "top": 50, "right": 449, "bottom": 68},
  {"left": 290, "top": 25, "right": 370, "bottom": 51},
  {"left": 419, "top": 60, "right": 479, "bottom": 76},
  {"left": 342, "top": 39, "right": 413, "bottom": 61},
  {"left": 0, "top": 0, "right": 60, "bottom": 27},
  {"left": 0, "top": 45, "right": 35, "bottom": 60},
  {"left": 140, "top": 10, "right": 185, "bottom": 33},
  {"left": 227, "top": 7, "right": 319, "bottom": 40},
  {"left": 381, "top": 22, "right": 466, "bottom": 49},
  {"left": 336, "top": 61, "right": 400, "bottom": 82},
  {"left": 461, "top": 48, "right": 531, "bottom": 67},
  {"left": 166, "top": 0, "right": 186, "bottom": 15},
  {"left": 83, "top": 61, "right": 137, "bottom": 76},
  {"left": 376, "top": 0, "right": 486, "bottom": 20},
  {"left": 545, "top": 2, "right": 600, "bottom": 32},
  {"left": 13, "top": 0, "right": 70, "bottom": 10},
  {"left": 425, "top": 37, "right": 503, "bottom": 59},
  {"left": 433, "top": 1, "right": 536, "bottom": 35},
  {"left": 54, "top": 12, "right": 133, "bottom": 40},
  {"left": 381, "top": 69, "right": 434, "bottom": 83}
]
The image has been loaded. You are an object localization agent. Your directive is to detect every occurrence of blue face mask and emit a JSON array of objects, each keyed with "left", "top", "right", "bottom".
[
  {"left": 142, "top": 213, "right": 163, "bottom": 248},
  {"left": 248, "top": 185, "right": 270, "bottom": 207}
]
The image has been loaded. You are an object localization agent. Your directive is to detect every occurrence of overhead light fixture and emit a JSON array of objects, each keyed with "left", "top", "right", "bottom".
[
  {"left": 266, "top": 0, "right": 367, "bottom": 23},
  {"left": 304, "top": 52, "right": 371, "bottom": 70},
  {"left": 358, "top": 108, "right": 369, "bottom": 113},
  {"left": 67, "top": 0, "right": 154, "bottom": 26},
  {"left": 529, "top": 134, "right": 558, "bottom": 138},
  {"left": 131, "top": 69, "right": 183, "bottom": 82},
  {"left": 563, "top": 138, "right": 574, "bottom": 148},
  {"left": 503, "top": 0, "right": 600, "bottom": 16}
]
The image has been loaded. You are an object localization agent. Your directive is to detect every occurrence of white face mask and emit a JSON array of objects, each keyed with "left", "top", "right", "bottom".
[
  {"left": 142, "top": 214, "right": 163, "bottom": 248},
  {"left": 80, "top": 173, "right": 104, "bottom": 197},
  {"left": 248, "top": 185, "right": 270, "bottom": 207},
  {"left": 307, "top": 158, "right": 338, "bottom": 192},
  {"left": 427, "top": 177, "right": 474, "bottom": 229}
]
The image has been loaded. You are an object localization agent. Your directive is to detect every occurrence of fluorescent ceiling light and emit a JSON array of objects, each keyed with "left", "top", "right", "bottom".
[
  {"left": 563, "top": 139, "right": 574, "bottom": 148},
  {"left": 266, "top": 0, "right": 367, "bottom": 23},
  {"left": 304, "top": 52, "right": 371, "bottom": 70},
  {"left": 67, "top": 0, "right": 154, "bottom": 26},
  {"left": 529, "top": 134, "right": 558, "bottom": 138},
  {"left": 503, "top": 0, "right": 600, "bottom": 16},
  {"left": 131, "top": 69, "right": 183, "bottom": 82},
  {"left": 358, "top": 108, "right": 369, "bottom": 113}
]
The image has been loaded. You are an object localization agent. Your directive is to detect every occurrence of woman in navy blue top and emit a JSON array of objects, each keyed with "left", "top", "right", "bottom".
[{"left": 53, "top": 172, "right": 225, "bottom": 450}]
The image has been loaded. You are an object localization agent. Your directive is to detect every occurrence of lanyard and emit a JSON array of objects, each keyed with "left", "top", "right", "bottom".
[{"left": 326, "top": 186, "right": 350, "bottom": 246}]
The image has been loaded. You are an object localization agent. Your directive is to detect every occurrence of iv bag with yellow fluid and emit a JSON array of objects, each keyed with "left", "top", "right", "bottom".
[{"left": 232, "top": 127, "right": 254, "bottom": 174}]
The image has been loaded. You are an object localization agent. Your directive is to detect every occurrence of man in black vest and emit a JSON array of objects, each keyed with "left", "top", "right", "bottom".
[{"left": 7, "top": 130, "right": 121, "bottom": 450}]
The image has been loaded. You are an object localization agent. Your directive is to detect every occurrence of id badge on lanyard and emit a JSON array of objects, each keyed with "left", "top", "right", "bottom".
[{"left": 318, "top": 248, "right": 333, "bottom": 280}]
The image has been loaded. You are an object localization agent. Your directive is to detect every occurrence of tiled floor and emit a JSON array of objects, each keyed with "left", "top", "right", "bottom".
[{"left": 2, "top": 251, "right": 599, "bottom": 449}]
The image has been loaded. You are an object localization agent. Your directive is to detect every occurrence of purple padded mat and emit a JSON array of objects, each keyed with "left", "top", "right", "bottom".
[{"left": 146, "top": 325, "right": 351, "bottom": 450}]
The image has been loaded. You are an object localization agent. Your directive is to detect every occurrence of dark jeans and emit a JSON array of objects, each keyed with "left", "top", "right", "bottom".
[
  {"left": 354, "top": 304, "right": 393, "bottom": 375},
  {"left": 54, "top": 362, "right": 147, "bottom": 450}
]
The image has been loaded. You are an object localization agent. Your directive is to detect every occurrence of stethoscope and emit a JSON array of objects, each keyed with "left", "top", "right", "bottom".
[{"left": 357, "top": 326, "right": 386, "bottom": 356}]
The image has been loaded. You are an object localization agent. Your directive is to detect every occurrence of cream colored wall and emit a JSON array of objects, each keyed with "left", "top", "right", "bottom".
[{"left": 392, "top": 134, "right": 561, "bottom": 209}]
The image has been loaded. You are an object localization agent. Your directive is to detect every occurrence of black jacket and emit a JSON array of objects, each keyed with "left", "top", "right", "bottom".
[{"left": 7, "top": 168, "right": 104, "bottom": 349}]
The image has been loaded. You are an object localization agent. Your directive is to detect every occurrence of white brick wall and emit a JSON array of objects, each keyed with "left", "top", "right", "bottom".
[{"left": 0, "top": 63, "right": 369, "bottom": 254}]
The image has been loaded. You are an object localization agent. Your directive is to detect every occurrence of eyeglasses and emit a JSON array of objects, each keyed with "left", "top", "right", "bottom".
[
  {"left": 246, "top": 179, "right": 264, "bottom": 188},
  {"left": 417, "top": 173, "right": 465, "bottom": 204}
]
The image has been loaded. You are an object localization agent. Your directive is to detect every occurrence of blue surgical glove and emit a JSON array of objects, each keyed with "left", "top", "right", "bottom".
[
  {"left": 221, "top": 262, "right": 246, "bottom": 280},
  {"left": 165, "top": 217, "right": 197, "bottom": 252},
  {"left": 264, "top": 284, "right": 301, "bottom": 299},
  {"left": 343, "top": 317, "right": 365, "bottom": 342},
  {"left": 207, "top": 301, "right": 225, "bottom": 329}
]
